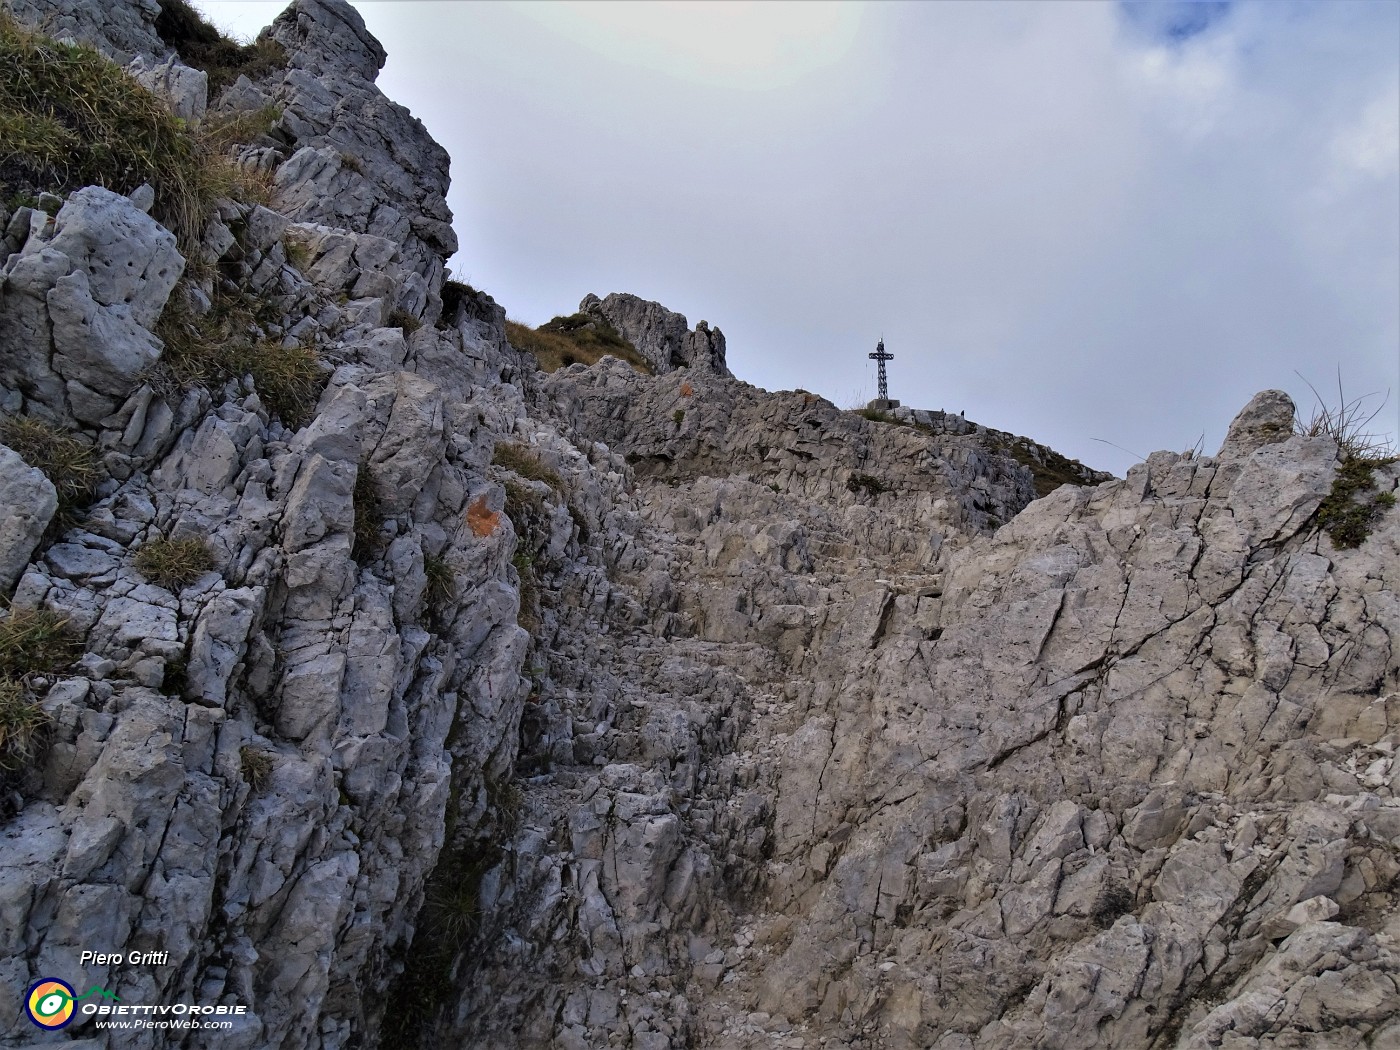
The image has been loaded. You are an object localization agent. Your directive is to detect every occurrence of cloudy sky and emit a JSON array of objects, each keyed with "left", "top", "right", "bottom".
[{"left": 196, "top": 0, "right": 1398, "bottom": 475}]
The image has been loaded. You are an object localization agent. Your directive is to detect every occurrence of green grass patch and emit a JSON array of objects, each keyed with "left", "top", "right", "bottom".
[
  {"left": 423, "top": 551, "right": 455, "bottom": 612},
  {"left": 1317, "top": 456, "right": 1398, "bottom": 549},
  {"left": 200, "top": 103, "right": 281, "bottom": 155},
  {"left": 512, "top": 550, "right": 539, "bottom": 634},
  {"left": 0, "top": 677, "right": 46, "bottom": 772},
  {"left": 155, "top": 287, "right": 326, "bottom": 427},
  {"left": 505, "top": 315, "right": 653, "bottom": 375},
  {"left": 492, "top": 442, "right": 562, "bottom": 491},
  {"left": 856, "top": 407, "right": 899, "bottom": 425},
  {"left": 226, "top": 340, "right": 322, "bottom": 428},
  {"left": 0, "top": 14, "right": 265, "bottom": 251},
  {"left": 999, "top": 439, "right": 1098, "bottom": 499},
  {"left": 153, "top": 0, "right": 287, "bottom": 96},
  {"left": 0, "top": 415, "right": 102, "bottom": 508},
  {"left": 0, "top": 606, "right": 80, "bottom": 678},
  {"left": 134, "top": 535, "right": 215, "bottom": 590}
]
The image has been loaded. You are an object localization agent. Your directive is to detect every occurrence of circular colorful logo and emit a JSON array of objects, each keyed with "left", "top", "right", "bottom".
[{"left": 25, "top": 978, "right": 76, "bottom": 1029}]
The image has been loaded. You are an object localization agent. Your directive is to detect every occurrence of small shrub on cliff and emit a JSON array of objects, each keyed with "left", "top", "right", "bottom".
[
  {"left": 387, "top": 307, "right": 421, "bottom": 335},
  {"left": 239, "top": 745, "right": 273, "bottom": 792},
  {"left": 1093, "top": 884, "right": 1136, "bottom": 928},
  {"left": 436, "top": 278, "right": 479, "bottom": 330},
  {"left": 152, "top": 0, "right": 287, "bottom": 96},
  {"left": 0, "top": 606, "right": 80, "bottom": 678},
  {"left": 505, "top": 316, "right": 653, "bottom": 375},
  {"left": 0, "top": 415, "right": 102, "bottom": 508},
  {"left": 0, "top": 678, "right": 46, "bottom": 772},
  {"left": 135, "top": 536, "right": 216, "bottom": 590}
]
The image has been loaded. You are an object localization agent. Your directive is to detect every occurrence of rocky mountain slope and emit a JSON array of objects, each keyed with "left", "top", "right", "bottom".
[{"left": 1, "top": 2, "right": 1397, "bottom": 1049}]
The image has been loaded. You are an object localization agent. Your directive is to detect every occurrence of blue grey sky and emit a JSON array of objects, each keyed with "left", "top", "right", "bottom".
[{"left": 196, "top": 0, "right": 1399, "bottom": 475}]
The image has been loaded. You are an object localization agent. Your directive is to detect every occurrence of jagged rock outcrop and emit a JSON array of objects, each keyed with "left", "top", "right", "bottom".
[
  {"left": 252, "top": 0, "right": 457, "bottom": 319},
  {"left": 1, "top": 0, "right": 166, "bottom": 63},
  {"left": 0, "top": 186, "right": 183, "bottom": 428},
  {"left": 0, "top": 448, "right": 55, "bottom": 592},
  {"left": 581, "top": 292, "right": 731, "bottom": 376},
  {"left": 441, "top": 366, "right": 1400, "bottom": 1050},
  {"left": 2, "top": 3, "right": 1398, "bottom": 1050},
  {"left": 0, "top": 4, "right": 523, "bottom": 1048}
]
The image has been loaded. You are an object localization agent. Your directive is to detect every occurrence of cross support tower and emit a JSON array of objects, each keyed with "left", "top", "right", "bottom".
[{"left": 869, "top": 338, "right": 894, "bottom": 402}]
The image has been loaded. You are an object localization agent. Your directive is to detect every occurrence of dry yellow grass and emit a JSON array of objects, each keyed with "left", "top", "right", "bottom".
[{"left": 506, "top": 316, "right": 653, "bottom": 375}]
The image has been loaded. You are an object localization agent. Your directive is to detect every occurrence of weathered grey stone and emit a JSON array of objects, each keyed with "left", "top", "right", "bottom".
[
  {"left": 580, "top": 292, "right": 731, "bottom": 375},
  {"left": 0, "top": 446, "right": 57, "bottom": 595},
  {"left": 128, "top": 53, "right": 208, "bottom": 121},
  {"left": 40, "top": 185, "right": 184, "bottom": 330},
  {"left": 1219, "top": 388, "right": 1297, "bottom": 457},
  {"left": 3, "top": 0, "right": 166, "bottom": 63}
]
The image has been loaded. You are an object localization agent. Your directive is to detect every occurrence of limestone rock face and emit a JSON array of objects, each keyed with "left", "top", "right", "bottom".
[
  {"left": 580, "top": 291, "right": 731, "bottom": 375},
  {"left": 0, "top": 446, "right": 56, "bottom": 595},
  {"left": 257, "top": 0, "right": 457, "bottom": 319},
  {"left": 1, "top": 0, "right": 166, "bottom": 63},
  {"left": 1219, "top": 387, "right": 1297, "bottom": 457},
  {"left": 0, "top": 186, "right": 183, "bottom": 427},
  {"left": 128, "top": 53, "right": 208, "bottom": 121},
  {"left": 2, "top": 3, "right": 1398, "bottom": 1050}
]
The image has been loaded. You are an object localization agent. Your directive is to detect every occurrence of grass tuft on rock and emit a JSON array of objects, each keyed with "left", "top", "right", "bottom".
[
  {"left": 0, "top": 606, "right": 81, "bottom": 678},
  {"left": 0, "top": 677, "right": 47, "bottom": 772},
  {"left": 492, "top": 442, "right": 563, "bottom": 491},
  {"left": 0, "top": 415, "right": 102, "bottom": 508},
  {"left": 155, "top": 286, "right": 326, "bottom": 428},
  {"left": 0, "top": 13, "right": 263, "bottom": 250},
  {"left": 153, "top": 0, "right": 287, "bottom": 96},
  {"left": 353, "top": 463, "right": 384, "bottom": 565},
  {"left": 512, "top": 550, "right": 540, "bottom": 634},
  {"left": 1295, "top": 373, "right": 1396, "bottom": 462},
  {"left": 505, "top": 315, "right": 653, "bottom": 375},
  {"left": 239, "top": 745, "right": 273, "bottom": 791},
  {"left": 423, "top": 552, "right": 455, "bottom": 613},
  {"left": 134, "top": 536, "right": 216, "bottom": 590}
]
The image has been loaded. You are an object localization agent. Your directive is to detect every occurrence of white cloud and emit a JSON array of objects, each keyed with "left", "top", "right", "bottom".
[
  {"left": 1331, "top": 88, "right": 1400, "bottom": 183},
  {"left": 506, "top": 1, "right": 864, "bottom": 91}
]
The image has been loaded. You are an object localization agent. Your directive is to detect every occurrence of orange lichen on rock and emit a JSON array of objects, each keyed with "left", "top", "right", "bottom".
[
  {"left": 466, "top": 495, "right": 501, "bottom": 537},
  {"left": 680, "top": 382, "right": 694, "bottom": 398}
]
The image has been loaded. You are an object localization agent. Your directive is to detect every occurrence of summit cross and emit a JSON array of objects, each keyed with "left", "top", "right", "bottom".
[{"left": 869, "top": 338, "right": 893, "bottom": 402}]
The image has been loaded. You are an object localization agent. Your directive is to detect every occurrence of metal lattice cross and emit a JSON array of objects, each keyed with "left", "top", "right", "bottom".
[{"left": 868, "top": 338, "right": 893, "bottom": 401}]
